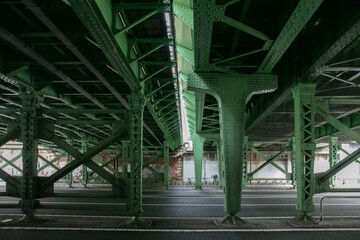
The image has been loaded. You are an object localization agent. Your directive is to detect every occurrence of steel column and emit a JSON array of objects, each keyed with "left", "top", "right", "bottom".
[
  {"left": 192, "top": 133, "right": 205, "bottom": 190},
  {"left": 217, "top": 143, "right": 224, "bottom": 188},
  {"left": 163, "top": 142, "right": 170, "bottom": 189},
  {"left": 122, "top": 141, "right": 130, "bottom": 178},
  {"left": 292, "top": 83, "right": 317, "bottom": 222},
  {"left": 328, "top": 136, "right": 339, "bottom": 188},
  {"left": 290, "top": 137, "right": 296, "bottom": 189},
  {"left": 242, "top": 136, "right": 248, "bottom": 189},
  {"left": 128, "top": 94, "right": 145, "bottom": 221},
  {"left": 186, "top": 72, "right": 277, "bottom": 224},
  {"left": 65, "top": 138, "right": 73, "bottom": 188},
  {"left": 81, "top": 136, "right": 89, "bottom": 188},
  {"left": 19, "top": 94, "right": 39, "bottom": 222}
]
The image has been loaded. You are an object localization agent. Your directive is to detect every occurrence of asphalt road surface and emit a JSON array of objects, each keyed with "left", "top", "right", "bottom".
[{"left": 0, "top": 184, "right": 360, "bottom": 240}]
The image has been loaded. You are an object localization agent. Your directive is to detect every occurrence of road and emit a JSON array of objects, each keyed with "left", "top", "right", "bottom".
[{"left": 0, "top": 185, "right": 360, "bottom": 240}]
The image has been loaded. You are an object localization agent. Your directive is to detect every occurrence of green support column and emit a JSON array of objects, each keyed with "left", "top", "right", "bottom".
[
  {"left": 128, "top": 94, "right": 146, "bottom": 222},
  {"left": 19, "top": 94, "right": 39, "bottom": 222},
  {"left": 81, "top": 136, "right": 88, "bottom": 188},
  {"left": 65, "top": 138, "right": 73, "bottom": 188},
  {"left": 187, "top": 73, "right": 277, "bottom": 224},
  {"left": 242, "top": 136, "right": 249, "bottom": 189},
  {"left": 122, "top": 141, "right": 130, "bottom": 178},
  {"left": 163, "top": 142, "right": 170, "bottom": 190},
  {"left": 292, "top": 83, "right": 317, "bottom": 222},
  {"left": 192, "top": 133, "right": 205, "bottom": 190},
  {"left": 217, "top": 143, "right": 224, "bottom": 188},
  {"left": 329, "top": 136, "right": 339, "bottom": 188},
  {"left": 290, "top": 137, "right": 296, "bottom": 189}
]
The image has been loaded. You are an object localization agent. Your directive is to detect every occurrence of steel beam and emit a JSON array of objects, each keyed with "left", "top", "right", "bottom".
[
  {"left": 127, "top": 94, "right": 146, "bottom": 221},
  {"left": 81, "top": 136, "right": 89, "bottom": 188},
  {"left": 317, "top": 147, "right": 360, "bottom": 184},
  {"left": 257, "top": 0, "right": 324, "bottom": 73},
  {"left": 186, "top": 72, "right": 277, "bottom": 224},
  {"left": 18, "top": 94, "right": 38, "bottom": 222},
  {"left": 328, "top": 136, "right": 339, "bottom": 188},
  {"left": 163, "top": 142, "right": 170, "bottom": 189},
  {"left": 37, "top": 151, "right": 66, "bottom": 173},
  {"left": 69, "top": 0, "right": 172, "bottom": 146},
  {"left": 248, "top": 146, "right": 290, "bottom": 179},
  {"left": 42, "top": 125, "right": 127, "bottom": 188},
  {"left": 192, "top": 133, "right": 205, "bottom": 190},
  {"left": 293, "top": 84, "right": 317, "bottom": 222}
]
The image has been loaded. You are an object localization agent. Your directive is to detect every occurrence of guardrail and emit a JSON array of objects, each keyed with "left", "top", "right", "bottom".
[{"left": 320, "top": 195, "right": 360, "bottom": 221}]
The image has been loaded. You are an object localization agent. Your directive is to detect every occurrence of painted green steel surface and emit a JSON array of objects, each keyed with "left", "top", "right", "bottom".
[
  {"left": 192, "top": 132, "right": 205, "bottom": 190},
  {"left": 0, "top": 0, "right": 358, "bottom": 224},
  {"left": 19, "top": 94, "right": 39, "bottom": 222},
  {"left": 128, "top": 94, "right": 145, "bottom": 219},
  {"left": 328, "top": 136, "right": 339, "bottom": 188},
  {"left": 163, "top": 143, "right": 170, "bottom": 189},
  {"left": 186, "top": 72, "right": 277, "bottom": 223},
  {"left": 293, "top": 84, "right": 317, "bottom": 221}
]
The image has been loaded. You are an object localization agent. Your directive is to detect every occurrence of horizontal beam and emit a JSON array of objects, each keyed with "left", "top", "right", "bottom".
[
  {"left": 56, "top": 120, "right": 114, "bottom": 125},
  {"left": 43, "top": 109, "right": 126, "bottom": 114}
]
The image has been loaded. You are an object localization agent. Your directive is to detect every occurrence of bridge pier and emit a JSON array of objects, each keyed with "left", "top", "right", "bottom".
[
  {"left": 19, "top": 93, "right": 40, "bottom": 222},
  {"left": 192, "top": 133, "right": 205, "bottom": 190},
  {"left": 187, "top": 73, "right": 277, "bottom": 224},
  {"left": 127, "top": 94, "right": 147, "bottom": 223},
  {"left": 292, "top": 83, "right": 317, "bottom": 222}
]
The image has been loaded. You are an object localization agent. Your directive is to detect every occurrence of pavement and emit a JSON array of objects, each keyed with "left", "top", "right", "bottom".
[{"left": 0, "top": 184, "right": 360, "bottom": 239}]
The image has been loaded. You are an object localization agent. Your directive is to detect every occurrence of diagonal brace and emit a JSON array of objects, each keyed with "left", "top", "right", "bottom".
[
  {"left": 42, "top": 127, "right": 126, "bottom": 188},
  {"left": 248, "top": 146, "right": 289, "bottom": 177}
]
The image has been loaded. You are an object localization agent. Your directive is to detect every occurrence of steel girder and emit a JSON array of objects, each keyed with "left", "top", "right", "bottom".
[
  {"left": 69, "top": 0, "right": 182, "bottom": 149},
  {"left": 246, "top": 7, "right": 360, "bottom": 136},
  {"left": 257, "top": 0, "right": 324, "bottom": 73}
]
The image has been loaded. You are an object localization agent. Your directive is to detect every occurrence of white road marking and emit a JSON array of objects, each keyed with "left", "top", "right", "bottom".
[
  {"left": 1, "top": 201, "right": 360, "bottom": 207},
  {"left": 0, "top": 213, "right": 359, "bottom": 220},
  {"left": 0, "top": 226, "right": 359, "bottom": 232}
]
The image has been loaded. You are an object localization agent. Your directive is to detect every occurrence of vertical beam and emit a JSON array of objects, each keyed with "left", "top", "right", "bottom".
[
  {"left": 328, "top": 136, "right": 338, "bottom": 188},
  {"left": 242, "top": 136, "right": 248, "bottom": 189},
  {"left": 19, "top": 94, "right": 39, "bottom": 222},
  {"left": 65, "top": 138, "right": 73, "bottom": 188},
  {"left": 122, "top": 140, "right": 130, "bottom": 178},
  {"left": 290, "top": 137, "right": 296, "bottom": 189},
  {"left": 195, "top": 92, "right": 205, "bottom": 132},
  {"left": 128, "top": 94, "right": 145, "bottom": 221},
  {"left": 186, "top": 72, "right": 277, "bottom": 224},
  {"left": 217, "top": 142, "right": 223, "bottom": 188},
  {"left": 163, "top": 142, "right": 170, "bottom": 190},
  {"left": 192, "top": 133, "right": 205, "bottom": 190},
  {"left": 292, "top": 83, "right": 317, "bottom": 222},
  {"left": 81, "top": 136, "right": 88, "bottom": 188}
]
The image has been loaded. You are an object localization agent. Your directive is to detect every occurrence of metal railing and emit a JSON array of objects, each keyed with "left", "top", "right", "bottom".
[{"left": 320, "top": 195, "right": 360, "bottom": 221}]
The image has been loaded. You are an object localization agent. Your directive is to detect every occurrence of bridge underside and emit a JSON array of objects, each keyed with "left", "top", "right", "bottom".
[{"left": 0, "top": 0, "right": 360, "bottom": 235}]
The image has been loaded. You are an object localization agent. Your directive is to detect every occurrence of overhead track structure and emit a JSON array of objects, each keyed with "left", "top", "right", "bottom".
[
  {"left": 0, "top": 0, "right": 182, "bottom": 222},
  {"left": 174, "top": 0, "right": 360, "bottom": 224}
]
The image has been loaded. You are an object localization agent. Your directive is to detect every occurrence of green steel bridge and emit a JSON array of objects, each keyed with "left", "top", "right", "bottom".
[{"left": 0, "top": 0, "right": 359, "bottom": 227}]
